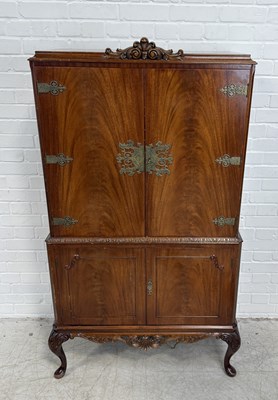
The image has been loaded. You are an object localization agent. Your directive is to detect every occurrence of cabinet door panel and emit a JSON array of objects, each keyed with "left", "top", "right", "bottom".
[
  {"left": 34, "top": 66, "right": 145, "bottom": 237},
  {"left": 146, "top": 68, "right": 251, "bottom": 237},
  {"left": 51, "top": 246, "right": 145, "bottom": 325},
  {"left": 146, "top": 246, "right": 240, "bottom": 325}
]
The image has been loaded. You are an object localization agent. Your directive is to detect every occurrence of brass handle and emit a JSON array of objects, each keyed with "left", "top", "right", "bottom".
[
  {"left": 147, "top": 279, "right": 153, "bottom": 296},
  {"left": 65, "top": 254, "right": 80, "bottom": 270}
]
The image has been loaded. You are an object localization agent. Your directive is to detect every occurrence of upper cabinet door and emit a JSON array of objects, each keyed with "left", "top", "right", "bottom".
[
  {"left": 145, "top": 68, "right": 251, "bottom": 237},
  {"left": 34, "top": 67, "right": 145, "bottom": 237}
]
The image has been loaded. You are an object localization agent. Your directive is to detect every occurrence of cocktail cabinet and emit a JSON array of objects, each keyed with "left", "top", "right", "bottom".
[{"left": 29, "top": 38, "right": 256, "bottom": 378}]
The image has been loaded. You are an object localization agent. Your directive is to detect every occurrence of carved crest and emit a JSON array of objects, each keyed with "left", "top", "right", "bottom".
[{"left": 105, "top": 37, "right": 184, "bottom": 61}]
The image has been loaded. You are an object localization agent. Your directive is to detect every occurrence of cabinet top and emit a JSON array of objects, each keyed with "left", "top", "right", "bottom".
[{"left": 29, "top": 37, "right": 256, "bottom": 67}]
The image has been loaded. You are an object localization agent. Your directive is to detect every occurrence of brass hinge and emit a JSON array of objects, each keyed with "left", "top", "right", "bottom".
[
  {"left": 37, "top": 81, "right": 66, "bottom": 95},
  {"left": 52, "top": 216, "right": 78, "bottom": 226},
  {"left": 213, "top": 216, "right": 235, "bottom": 227},
  {"left": 147, "top": 279, "right": 153, "bottom": 296},
  {"left": 45, "top": 153, "right": 73, "bottom": 166},
  {"left": 215, "top": 154, "right": 241, "bottom": 167},
  {"left": 220, "top": 84, "right": 248, "bottom": 97}
]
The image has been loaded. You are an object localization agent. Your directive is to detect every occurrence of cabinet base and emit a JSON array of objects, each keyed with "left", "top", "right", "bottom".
[{"left": 48, "top": 323, "right": 241, "bottom": 379}]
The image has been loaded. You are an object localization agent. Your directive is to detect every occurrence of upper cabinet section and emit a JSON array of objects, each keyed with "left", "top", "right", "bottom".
[{"left": 30, "top": 38, "right": 255, "bottom": 238}]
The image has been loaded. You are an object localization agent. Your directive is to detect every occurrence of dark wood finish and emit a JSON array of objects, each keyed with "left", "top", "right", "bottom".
[{"left": 29, "top": 40, "right": 256, "bottom": 379}]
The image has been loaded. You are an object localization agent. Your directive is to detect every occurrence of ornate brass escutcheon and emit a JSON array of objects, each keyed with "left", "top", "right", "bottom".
[
  {"left": 146, "top": 142, "right": 173, "bottom": 176},
  {"left": 215, "top": 154, "right": 241, "bottom": 167},
  {"left": 37, "top": 81, "right": 66, "bottom": 95},
  {"left": 116, "top": 140, "right": 144, "bottom": 176},
  {"left": 220, "top": 84, "right": 248, "bottom": 97},
  {"left": 116, "top": 140, "right": 173, "bottom": 176},
  {"left": 213, "top": 216, "right": 235, "bottom": 227},
  {"left": 147, "top": 279, "right": 153, "bottom": 296}
]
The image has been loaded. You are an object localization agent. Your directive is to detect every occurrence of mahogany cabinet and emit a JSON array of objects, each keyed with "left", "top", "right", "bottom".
[{"left": 29, "top": 38, "right": 256, "bottom": 379}]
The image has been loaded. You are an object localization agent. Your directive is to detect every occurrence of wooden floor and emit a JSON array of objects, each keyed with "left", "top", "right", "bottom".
[{"left": 0, "top": 318, "right": 277, "bottom": 400}]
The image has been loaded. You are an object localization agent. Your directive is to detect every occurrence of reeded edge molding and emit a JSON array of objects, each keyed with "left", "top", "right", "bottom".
[{"left": 46, "top": 235, "right": 242, "bottom": 245}]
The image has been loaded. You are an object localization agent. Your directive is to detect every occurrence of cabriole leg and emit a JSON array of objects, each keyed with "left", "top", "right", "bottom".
[
  {"left": 219, "top": 324, "right": 241, "bottom": 377},
  {"left": 48, "top": 325, "right": 70, "bottom": 379}
]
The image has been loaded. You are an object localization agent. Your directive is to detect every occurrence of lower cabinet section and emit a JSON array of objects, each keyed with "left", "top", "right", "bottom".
[
  {"left": 47, "top": 240, "right": 242, "bottom": 379},
  {"left": 47, "top": 242, "right": 241, "bottom": 327}
]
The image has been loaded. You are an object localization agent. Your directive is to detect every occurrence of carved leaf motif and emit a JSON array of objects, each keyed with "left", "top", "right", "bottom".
[
  {"left": 48, "top": 329, "right": 70, "bottom": 352},
  {"left": 105, "top": 37, "right": 184, "bottom": 61}
]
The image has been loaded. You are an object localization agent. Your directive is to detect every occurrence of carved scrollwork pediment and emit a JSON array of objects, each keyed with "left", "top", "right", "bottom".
[{"left": 105, "top": 37, "right": 184, "bottom": 61}]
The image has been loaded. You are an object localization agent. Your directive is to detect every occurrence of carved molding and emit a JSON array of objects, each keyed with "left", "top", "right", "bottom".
[
  {"left": 47, "top": 236, "right": 242, "bottom": 245},
  {"left": 105, "top": 37, "right": 184, "bottom": 61},
  {"left": 71, "top": 333, "right": 214, "bottom": 350}
]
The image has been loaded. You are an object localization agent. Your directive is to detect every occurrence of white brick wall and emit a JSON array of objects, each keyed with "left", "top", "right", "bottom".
[{"left": 0, "top": 0, "right": 277, "bottom": 318}]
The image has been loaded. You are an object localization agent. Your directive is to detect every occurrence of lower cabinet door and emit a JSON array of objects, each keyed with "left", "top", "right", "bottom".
[
  {"left": 50, "top": 246, "right": 145, "bottom": 326},
  {"left": 146, "top": 246, "right": 240, "bottom": 326}
]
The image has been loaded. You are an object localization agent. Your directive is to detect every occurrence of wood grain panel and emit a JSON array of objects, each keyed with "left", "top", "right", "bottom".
[
  {"left": 146, "top": 245, "right": 241, "bottom": 325},
  {"left": 34, "top": 67, "right": 145, "bottom": 237},
  {"left": 52, "top": 246, "right": 145, "bottom": 325},
  {"left": 146, "top": 68, "right": 252, "bottom": 237}
]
